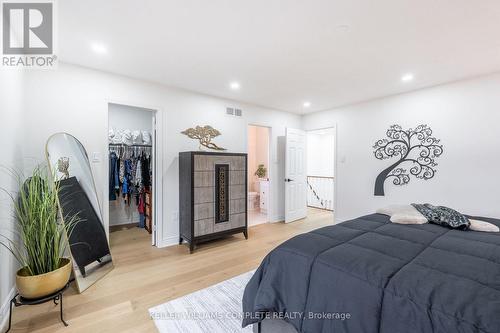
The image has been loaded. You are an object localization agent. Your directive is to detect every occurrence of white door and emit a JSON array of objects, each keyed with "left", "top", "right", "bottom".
[{"left": 285, "top": 128, "right": 307, "bottom": 223}]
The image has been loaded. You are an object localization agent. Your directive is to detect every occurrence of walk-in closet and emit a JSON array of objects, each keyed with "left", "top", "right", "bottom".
[{"left": 108, "top": 103, "right": 156, "bottom": 243}]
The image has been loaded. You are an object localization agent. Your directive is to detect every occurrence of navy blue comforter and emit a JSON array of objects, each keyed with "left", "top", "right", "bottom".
[{"left": 242, "top": 213, "right": 500, "bottom": 333}]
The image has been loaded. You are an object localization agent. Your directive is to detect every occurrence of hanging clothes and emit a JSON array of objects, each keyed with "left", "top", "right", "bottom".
[
  {"left": 124, "top": 159, "right": 135, "bottom": 205},
  {"left": 109, "top": 152, "right": 119, "bottom": 201},
  {"left": 130, "top": 158, "right": 137, "bottom": 184},
  {"left": 135, "top": 158, "right": 142, "bottom": 187},
  {"left": 109, "top": 144, "right": 152, "bottom": 229},
  {"left": 119, "top": 158, "right": 125, "bottom": 183},
  {"left": 141, "top": 155, "right": 151, "bottom": 189},
  {"left": 138, "top": 191, "right": 146, "bottom": 228},
  {"left": 122, "top": 159, "right": 132, "bottom": 195}
]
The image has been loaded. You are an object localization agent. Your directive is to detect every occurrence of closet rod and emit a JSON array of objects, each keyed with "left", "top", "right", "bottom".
[{"left": 109, "top": 144, "right": 152, "bottom": 148}]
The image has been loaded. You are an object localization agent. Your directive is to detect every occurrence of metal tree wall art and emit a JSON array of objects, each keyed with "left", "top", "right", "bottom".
[
  {"left": 181, "top": 125, "right": 226, "bottom": 151},
  {"left": 373, "top": 124, "right": 443, "bottom": 196}
]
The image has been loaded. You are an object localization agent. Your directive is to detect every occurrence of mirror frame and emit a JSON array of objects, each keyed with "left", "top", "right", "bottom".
[{"left": 45, "top": 132, "right": 113, "bottom": 293}]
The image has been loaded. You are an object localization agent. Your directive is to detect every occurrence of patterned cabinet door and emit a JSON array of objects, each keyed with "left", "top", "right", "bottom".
[{"left": 215, "top": 164, "right": 229, "bottom": 223}]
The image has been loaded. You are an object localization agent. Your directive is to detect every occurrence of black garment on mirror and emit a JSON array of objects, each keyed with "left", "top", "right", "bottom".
[{"left": 58, "top": 177, "right": 111, "bottom": 277}]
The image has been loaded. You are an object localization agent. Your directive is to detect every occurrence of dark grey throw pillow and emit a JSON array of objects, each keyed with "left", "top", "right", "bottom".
[{"left": 412, "top": 203, "right": 470, "bottom": 230}]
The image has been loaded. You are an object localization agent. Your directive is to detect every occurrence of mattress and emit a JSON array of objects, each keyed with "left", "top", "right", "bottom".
[{"left": 242, "top": 213, "right": 500, "bottom": 333}]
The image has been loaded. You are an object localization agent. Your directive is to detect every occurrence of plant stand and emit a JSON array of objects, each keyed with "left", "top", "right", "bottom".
[{"left": 7, "top": 283, "right": 70, "bottom": 332}]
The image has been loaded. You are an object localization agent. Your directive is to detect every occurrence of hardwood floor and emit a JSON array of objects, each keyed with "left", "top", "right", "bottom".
[{"left": 8, "top": 208, "right": 334, "bottom": 333}]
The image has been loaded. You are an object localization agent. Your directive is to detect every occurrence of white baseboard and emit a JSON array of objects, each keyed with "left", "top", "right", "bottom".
[
  {"left": 156, "top": 215, "right": 288, "bottom": 248},
  {"left": 270, "top": 215, "right": 285, "bottom": 223},
  {"left": 157, "top": 235, "right": 179, "bottom": 248},
  {"left": 0, "top": 286, "right": 16, "bottom": 333},
  {"left": 248, "top": 220, "right": 267, "bottom": 227}
]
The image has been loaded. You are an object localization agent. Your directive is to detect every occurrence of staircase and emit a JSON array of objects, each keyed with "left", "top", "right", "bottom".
[{"left": 307, "top": 176, "right": 334, "bottom": 211}]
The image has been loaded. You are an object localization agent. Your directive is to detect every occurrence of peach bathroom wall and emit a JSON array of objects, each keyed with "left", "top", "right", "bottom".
[{"left": 247, "top": 125, "right": 270, "bottom": 193}]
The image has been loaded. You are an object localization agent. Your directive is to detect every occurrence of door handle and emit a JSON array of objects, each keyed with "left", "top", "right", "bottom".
[{"left": 285, "top": 178, "right": 293, "bottom": 182}]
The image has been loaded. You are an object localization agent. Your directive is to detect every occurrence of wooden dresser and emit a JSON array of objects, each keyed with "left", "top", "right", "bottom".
[{"left": 179, "top": 151, "right": 248, "bottom": 253}]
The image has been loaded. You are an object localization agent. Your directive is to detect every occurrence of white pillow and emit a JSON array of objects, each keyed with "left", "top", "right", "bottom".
[
  {"left": 122, "top": 129, "right": 133, "bottom": 145},
  {"left": 108, "top": 127, "right": 115, "bottom": 143},
  {"left": 376, "top": 204, "right": 412, "bottom": 216},
  {"left": 132, "top": 130, "right": 143, "bottom": 145},
  {"left": 376, "top": 205, "right": 428, "bottom": 225},
  {"left": 112, "top": 129, "right": 123, "bottom": 144},
  {"left": 469, "top": 219, "right": 500, "bottom": 233},
  {"left": 142, "top": 131, "right": 151, "bottom": 145},
  {"left": 377, "top": 205, "right": 499, "bottom": 231},
  {"left": 391, "top": 212, "right": 428, "bottom": 225}
]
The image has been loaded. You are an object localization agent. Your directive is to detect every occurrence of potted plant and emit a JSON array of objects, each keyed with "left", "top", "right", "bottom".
[
  {"left": 0, "top": 167, "right": 79, "bottom": 299},
  {"left": 254, "top": 164, "right": 267, "bottom": 179}
]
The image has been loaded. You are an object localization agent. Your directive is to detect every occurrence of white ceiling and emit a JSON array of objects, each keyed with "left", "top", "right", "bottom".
[{"left": 59, "top": 0, "right": 500, "bottom": 114}]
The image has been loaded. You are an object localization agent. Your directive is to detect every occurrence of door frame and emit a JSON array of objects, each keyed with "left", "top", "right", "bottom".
[
  {"left": 305, "top": 125, "right": 337, "bottom": 224},
  {"left": 246, "top": 124, "right": 272, "bottom": 224},
  {"left": 103, "top": 99, "right": 164, "bottom": 247}
]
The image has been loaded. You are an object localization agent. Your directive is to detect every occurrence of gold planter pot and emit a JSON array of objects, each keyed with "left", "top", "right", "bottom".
[{"left": 16, "top": 258, "right": 72, "bottom": 299}]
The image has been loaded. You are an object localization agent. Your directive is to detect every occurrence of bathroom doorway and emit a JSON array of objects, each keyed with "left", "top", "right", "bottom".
[{"left": 247, "top": 125, "right": 271, "bottom": 226}]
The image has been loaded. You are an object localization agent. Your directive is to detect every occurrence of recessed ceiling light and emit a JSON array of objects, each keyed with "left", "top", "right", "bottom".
[
  {"left": 230, "top": 82, "right": 240, "bottom": 90},
  {"left": 303, "top": 101, "right": 311, "bottom": 108},
  {"left": 401, "top": 73, "right": 414, "bottom": 82},
  {"left": 91, "top": 43, "right": 107, "bottom": 54},
  {"left": 336, "top": 24, "right": 351, "bottom": 33}
]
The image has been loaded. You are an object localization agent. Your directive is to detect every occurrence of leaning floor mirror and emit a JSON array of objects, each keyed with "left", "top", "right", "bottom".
[{"left": 46, "top": 133, "right": 113, "bottom": 293}]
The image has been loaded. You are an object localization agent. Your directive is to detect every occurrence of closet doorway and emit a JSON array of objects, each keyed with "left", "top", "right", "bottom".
[
  {"left": 107, "top": 103, "right": 158, "bottom": 246},
  {"left": 247, "top": 125, "right": 271, "bottom": 226}
]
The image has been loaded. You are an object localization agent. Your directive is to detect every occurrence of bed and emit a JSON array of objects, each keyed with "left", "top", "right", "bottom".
[{"left": 242, "top": 213, "right": 500, "bottom": 333}]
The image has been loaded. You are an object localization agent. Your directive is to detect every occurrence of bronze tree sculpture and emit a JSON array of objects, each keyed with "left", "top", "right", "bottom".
[
  {"left": 181, "top": 125, "right": 226, "bottom": 151},
  {"left": 57, "top": 157, "right": 70, "bottom": 179},
  {"left": 373, "top": 124, "right": 443, "bottom": 196}
]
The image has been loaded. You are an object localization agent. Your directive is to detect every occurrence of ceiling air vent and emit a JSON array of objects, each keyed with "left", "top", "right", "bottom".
[
  {"left": 235, "top": 109, "right": 242, "bottom": 117},
  {"left": 226, "top": 107, "right": 234, "bottom": 115}
]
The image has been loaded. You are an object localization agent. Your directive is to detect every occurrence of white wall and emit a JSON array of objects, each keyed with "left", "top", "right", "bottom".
[
  {"left": 306, "top": 129, "right": 335, "bottom": 177},
  {"left": 0, "top": 69, "right": 25, "bottom": 330},
  {"left": 108, "top": 103, "right": 153, "bottom": 133},
  {"left": 23, "top": 63, "right": 302, "bottom": 247},
  {"left": 302, "top": 73, "right": 500, "bottom": 222}
]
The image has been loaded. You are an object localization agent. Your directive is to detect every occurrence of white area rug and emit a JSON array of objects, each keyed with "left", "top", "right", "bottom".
[{"left": 149, "top": 270, "right": 255, "bottom": 333}]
